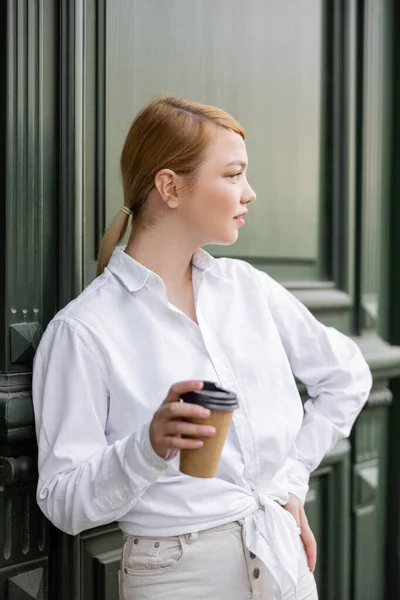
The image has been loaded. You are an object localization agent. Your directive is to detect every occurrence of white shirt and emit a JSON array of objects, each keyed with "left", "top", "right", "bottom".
[{"left": 32, "top": 247, "right": 372, "bottom": 598}]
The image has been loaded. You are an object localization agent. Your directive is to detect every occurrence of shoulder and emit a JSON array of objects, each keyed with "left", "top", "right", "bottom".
[
  {"left": 37, "top": 269, "right": 121, "bottom": 355},
  {"left": 216, "top": 257, "right": 277, "bottom": 293},
  {"left": 51, "top": 266, "right": 127, "bottom": 327},
  {"left": 216, "top": 256, "right": 254, "bottom": 278}
]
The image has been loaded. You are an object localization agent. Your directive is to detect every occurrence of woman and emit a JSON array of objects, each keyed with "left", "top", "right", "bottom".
[{"left": 32, "top": 97, "right": 372, "bottom": 600}]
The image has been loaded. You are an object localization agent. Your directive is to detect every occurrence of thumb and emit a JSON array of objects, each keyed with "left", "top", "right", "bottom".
[
  {"left": 300, "top": 510, "right": 317, "bottom": 572},
  {"left": 163, "top": 380, "right": 204, "bottom": 404}
]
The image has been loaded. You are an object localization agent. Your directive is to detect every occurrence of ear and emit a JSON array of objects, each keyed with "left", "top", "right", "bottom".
[{"left": 154, "top": 169, "right": 181, "bottom": 209}]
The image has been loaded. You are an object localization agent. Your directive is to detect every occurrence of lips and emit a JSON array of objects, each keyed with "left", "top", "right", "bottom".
[{"left": 234, "top": 211, "right": 248, "bottom": 219}]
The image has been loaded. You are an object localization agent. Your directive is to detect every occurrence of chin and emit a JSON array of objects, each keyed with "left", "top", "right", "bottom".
[
  {"left": 208, "top": 232, "right": 239, "bottom": 246},
  {"left": 202, "top": 224, "right": 240, "bottom": 246},
  {"left": 220, "top": 237, "right": 238, "bottom": 246}
]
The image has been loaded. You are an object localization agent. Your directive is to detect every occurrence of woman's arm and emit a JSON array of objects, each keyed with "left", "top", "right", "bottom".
[
  {"left": 32, "top": 318, "right": 170, "bottom": 535},
  {"left": 258, "top": 272, "right": 373, "bottom": 503}
]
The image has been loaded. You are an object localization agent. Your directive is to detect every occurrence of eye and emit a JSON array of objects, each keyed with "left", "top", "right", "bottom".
[{"left": 229, "top": 172, "right": 242, "bottom": 180}]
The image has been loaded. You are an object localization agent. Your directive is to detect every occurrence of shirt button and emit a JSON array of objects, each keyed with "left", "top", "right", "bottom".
[
  {"left": 155, "top": 465, "right": 166, "bottom": 472},
  {"left": 250, "top": 552, "right": 256, "bottom": 559},
  {"left": 253, "top": 568, "right": 260, "bottom": 579},
  {"left": 133, "top": 538, "right": 139, "bottom": 545},
  {"left": 154, "top": 541, "right": 160, "bottom": 548}
]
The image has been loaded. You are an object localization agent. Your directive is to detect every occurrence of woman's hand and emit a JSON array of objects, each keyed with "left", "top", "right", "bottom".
[
  {"left": 284, "top": 493, "right": 317, "bottom": 572},
  {"left": 149, "top": 380, "right": 216, "bottom": 459}
]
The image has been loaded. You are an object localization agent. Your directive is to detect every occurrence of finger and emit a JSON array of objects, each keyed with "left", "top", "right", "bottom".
[
  {"left": 160, "top": 401, "right": 211, "bottom": 420},
  {"left": 163, "top": 381, "right": 204, "bottom": 404},
  {"left": 165, "top": 421, "right": 216, "bottom": 438},
  {"left": 163, "top": 448, "right": 179, "bottom": 460},
  {"left": 165, "top": 436, "right": 204, "bottom": 450},
  {"left": 300, "top": 514, "right": 317, "bottom": 572}
]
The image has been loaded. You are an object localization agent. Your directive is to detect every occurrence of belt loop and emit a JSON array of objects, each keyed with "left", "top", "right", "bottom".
[
  {"left": 122, "top": 535, "right": 132, "bottom": 569},
  {"left": 186, "top": 531, "right": 199, "bottom": 543},
  {"left": 180, "top": 532, "right": 190, "bottom": 552}
]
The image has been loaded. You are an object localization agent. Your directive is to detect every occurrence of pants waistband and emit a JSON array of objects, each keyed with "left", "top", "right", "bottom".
[{"left": 123, "top": 518, "right": 244, "bottom": 542}]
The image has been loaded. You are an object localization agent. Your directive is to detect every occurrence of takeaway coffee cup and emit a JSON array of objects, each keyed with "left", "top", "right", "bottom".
[{"left": 179, "top": 381, "right": 238, "bottom": 478}]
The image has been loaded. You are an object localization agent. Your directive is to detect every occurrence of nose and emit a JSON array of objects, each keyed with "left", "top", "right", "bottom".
[{"left": 242, "top": 181, "right": 256, "bottom": 205}]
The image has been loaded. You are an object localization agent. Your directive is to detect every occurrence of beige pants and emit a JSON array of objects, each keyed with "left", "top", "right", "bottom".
[{"left": 119, "top": 519, "right": 318, "bottom": 600}]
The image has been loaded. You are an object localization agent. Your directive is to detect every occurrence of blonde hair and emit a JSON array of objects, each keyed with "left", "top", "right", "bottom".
[{"left": 96, "top": 96, "right": 245, "bottom": 276}]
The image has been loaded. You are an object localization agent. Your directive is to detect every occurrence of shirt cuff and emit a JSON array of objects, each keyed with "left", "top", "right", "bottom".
[
  {"left": 125, "top": 422, "right": 169, "bottom": 483},
  {"left": 286, "top": 460, "right": 310, "bottom": 505},
  {"left": 141, "top": 423, "right": 170, "bottom": 471}
]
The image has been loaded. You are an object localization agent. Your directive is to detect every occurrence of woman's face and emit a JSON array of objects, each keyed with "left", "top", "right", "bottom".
[{"left": 180, "top": 128, "right": 256, "bottom": 246}]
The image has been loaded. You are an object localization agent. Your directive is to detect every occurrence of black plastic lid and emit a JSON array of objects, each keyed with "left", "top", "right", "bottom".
[{"left": 181, "top": 381, "right": 238, "bottom": 412}]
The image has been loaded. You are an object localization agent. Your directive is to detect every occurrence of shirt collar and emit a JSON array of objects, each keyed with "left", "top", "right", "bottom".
[
  {"left": 191, "top": 247, "right": 226, "bottom": 278},
  {"left": 106, "top": 246, "right": 225, "bottom": 293}
]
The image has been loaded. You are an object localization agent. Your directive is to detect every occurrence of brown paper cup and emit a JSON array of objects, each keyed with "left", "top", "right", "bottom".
[{"left": 179, "top": 409, "right": 234, "bottom": 478}]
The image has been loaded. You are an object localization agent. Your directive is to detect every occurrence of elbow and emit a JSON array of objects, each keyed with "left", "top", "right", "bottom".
[
  {"left": 36, "top": 494, "right": 83, "bottom": 536},
  {"left": 354, "top": 353, "right": 373, "bottom": 405},
  {"left": 341, "top": 360, "right": 373, "bottom": 435},
  {"left": 364, "top": 365, "right": 373, "bottom": 399},
  {"left": 36, "top": 482, "right": 91, "bottom": 536},
  {"left": 340, "top": 336, "right": 373, "bottom": 407}
]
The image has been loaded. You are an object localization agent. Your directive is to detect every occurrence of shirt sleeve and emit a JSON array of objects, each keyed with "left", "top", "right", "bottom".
[
  {"left": 32, "top": 318, "right": 168, "bottom": 536},
  {"left": 259, "top": 273, "right": 373, "bottom": 504}
]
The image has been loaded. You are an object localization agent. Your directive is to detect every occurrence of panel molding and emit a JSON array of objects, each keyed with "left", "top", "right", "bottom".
[
  {"left": 8, "top": 567, "right": 44, "bottom": 600},
  {"left": 4, "top": 0, "right": 43, "bottom": 370},
  {"left": 87, "top": 0, "right": 351, "bottom": 290},
  {"left": 0, "top": 559, "right": 48, "bottom": 600},
  {"left": 81, "top": 525, "right": 123, "bottom": 600},
  {"left": 307, "top": 439, "right": 351, "bottom": 600},
  {"left": 94, "top": 0, "right": 107, "bottom": 258},
  {"left": 290, "top": 288, "right": 352, "bottom": 312},
  {"left": 49, "top": 523, "right": 122, "bottom": 600},
  {"left": 0, "top": 484, "right": 48, "bottom": 569},
  {"left": 351, "top": 390, "right": 389, "bottom": 599},
  {"left": 0, "top": 4, "right": 57, "bottom": 598},
  {"left": 93, "top": 549, "right": 121, "bottom": 600},
  {"left": 0, "top": 0, "right": 58, "bottom": 373},
  {"left": 356, "top": 334, "right": 400, "bottom": 382},
  {"left": 64, "top": 0, "right": 107, "bottom": 286},
  {"left": 59, "top": 0, "right": 85, "bottom": 307},
  {"left": 386, "top": 0, "right": 400, "bottom": 594},
  {"left": 0, "top": 371, "right": 36, "bottom": 457},
  {"left": 359, "top": 0, "right": 390, "bottom": 336}
]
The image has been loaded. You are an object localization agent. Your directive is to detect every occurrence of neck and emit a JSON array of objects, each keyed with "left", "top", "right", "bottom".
[{"left": 124, "top": 222, "right": 200, "bottom": 291}]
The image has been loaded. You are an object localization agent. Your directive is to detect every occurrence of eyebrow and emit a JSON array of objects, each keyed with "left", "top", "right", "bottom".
[{"left": 225, "top": 160, "right": 248, "bottom": 168}]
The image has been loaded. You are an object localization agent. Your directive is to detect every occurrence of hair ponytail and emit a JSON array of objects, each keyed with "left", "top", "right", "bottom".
[{"left": 96, "top": 209, "right": 131, "bottom": 276}]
